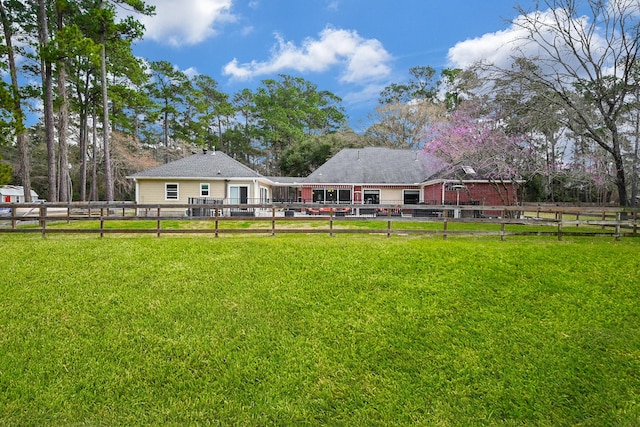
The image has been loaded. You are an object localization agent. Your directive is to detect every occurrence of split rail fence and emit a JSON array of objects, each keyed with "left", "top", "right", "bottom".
[{"left": 0, "top": 202, "right": 639, "bottom": 241}]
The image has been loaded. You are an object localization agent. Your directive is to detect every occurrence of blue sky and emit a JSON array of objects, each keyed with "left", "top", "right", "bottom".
[{"left": 131, "top": 0, "right": 525, "bottom": 130}]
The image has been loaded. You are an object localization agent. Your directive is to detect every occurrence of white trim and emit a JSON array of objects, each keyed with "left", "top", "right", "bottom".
[
  {"left": 259, "top": 185, "right": 270, "bottom": 203},
  {"left": 165, "top": 183, "right": 179, "bottom": 200},
  {"left": 128, "top": 176, "right": 272, "bottom": 184},
  {"left": 228, "top": 184, "right": 249, "bottom": 204},
  {"left": 200, "top": 182, "right": 210, "bottom": 197},
  {"left": 363, "top": 188, "right": 380, "bottom": 204},
  {"left": 403, "top": 189, "right": 421, "bottom": 204}
]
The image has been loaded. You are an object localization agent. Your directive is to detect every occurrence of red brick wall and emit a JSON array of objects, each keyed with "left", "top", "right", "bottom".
[
  {"left": 423, "top": 182, "right": 518, "bottom": 205},
  {"left": 301, "top": 187, "right": 312, "bottom": 203},
  {"left": 423, "top": 185, "right": 443, "bottom": 204}
]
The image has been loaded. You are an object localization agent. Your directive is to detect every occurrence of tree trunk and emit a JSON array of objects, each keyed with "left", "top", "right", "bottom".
[
  {"left": 90, "top": 104, "right": 98, "bottom": 201},
  {"left": 76, "top": 72, "right": 89, "bottom": 201},
  {"left": 100, "top": 37, "right": 114, "bottom": 201},
  {"left": 610, "top": 129, "right": 628, "bottom": 207},
  {"left": 631, "top": 110, "right": 639, "bottom": 207},
  {"left": 613, "top": 151, "right": 628, "bottom": 206},
  {"left": 56, "top": 4, "right": 70, "bottom": 201},
  {"left": 37, "top": 0, "right": 57, "bottom": 201},
  {"left": 0, "top": 0, "right": 32, "bottom": 201}
]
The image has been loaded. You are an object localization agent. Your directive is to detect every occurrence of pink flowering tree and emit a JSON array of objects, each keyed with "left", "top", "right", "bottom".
[{"left": 422, "top": 99, "right": 531, "bottom": 205}]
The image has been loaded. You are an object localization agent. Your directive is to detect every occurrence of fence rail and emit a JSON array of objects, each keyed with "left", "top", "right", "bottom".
[{"left": 1, "top": 202, "right": 638, "bottom": 241}]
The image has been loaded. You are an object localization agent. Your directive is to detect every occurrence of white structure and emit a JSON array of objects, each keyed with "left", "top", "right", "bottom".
[{"left": 0, "top": 185, "right": 39, "bottom": 203}]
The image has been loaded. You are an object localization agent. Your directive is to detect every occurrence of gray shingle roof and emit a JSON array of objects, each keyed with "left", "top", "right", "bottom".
[
  {"left": 305, "top": 147, "right": 447, "bottom": 184},
  {"left": 130, "top": 151, "right": 263, "bottom": 179}
]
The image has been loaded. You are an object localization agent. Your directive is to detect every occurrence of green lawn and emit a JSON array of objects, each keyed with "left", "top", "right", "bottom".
[{"left": 1, "top": 234, "right": 639, "bottom": 425}]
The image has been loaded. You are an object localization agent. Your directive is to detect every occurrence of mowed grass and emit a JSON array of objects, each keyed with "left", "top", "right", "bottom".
[{"left": 1, "top": 234, "right": 639, "bottom": 425}]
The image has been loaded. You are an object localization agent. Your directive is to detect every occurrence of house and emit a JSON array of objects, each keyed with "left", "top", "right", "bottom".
[
  {"left": 422, "top": 163, "right": 520, "bottom": 207},
  {"left": 0, "top": 185, "right": 39, "bottom": 203},
  {"left": 129, "top": 147, "right": 520, "bottom": 216},
  {"left": 301, "top": 147, "right": 446, "bottom": 205},
  {"left": 300, "top": 147, "right": 520, "bottom": 209},
  {"left": 128, "top": 149, "right": 272, "bottom": 213}
]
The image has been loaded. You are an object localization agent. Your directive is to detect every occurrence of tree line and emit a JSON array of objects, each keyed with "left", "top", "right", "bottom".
[{"left": 1, "top": 0, "right": 639, "bottom": 206}]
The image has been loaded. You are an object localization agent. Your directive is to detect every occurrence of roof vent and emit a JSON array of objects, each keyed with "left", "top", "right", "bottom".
[{"left": 462, "top": 165, "right": 476, "bottom": 175}]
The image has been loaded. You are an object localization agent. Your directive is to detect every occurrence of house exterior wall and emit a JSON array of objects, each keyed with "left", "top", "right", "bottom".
[
  {"left": 0, "top": 186, "right": 39, "bottom": 203},
  {"left": 135, "top": 179, "right": 270, "bottom": 205},
  {"left": 379, "top": 188, "right": 403, "bottom": 204},
  {"left": 423, "top": 181, "right": 518, "bottom": 206},
  {"left": 301, "top": 185, "right": 421, "bottom": 205}
]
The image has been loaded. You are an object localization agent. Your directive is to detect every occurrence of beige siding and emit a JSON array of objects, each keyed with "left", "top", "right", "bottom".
[
  {"left": 380, "top": 188, "right": 404, "bottom": 204},
  {"left": 136, "top": 179, "right": 271, "bottom": 205}
]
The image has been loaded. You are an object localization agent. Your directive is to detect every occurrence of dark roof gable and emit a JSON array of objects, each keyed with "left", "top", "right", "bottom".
[
  {"left": 130, "top": 151, "right": 263, "bottom": 179},
  {"left": 306, "top": 147, "right": 447, "bottom": 184}
]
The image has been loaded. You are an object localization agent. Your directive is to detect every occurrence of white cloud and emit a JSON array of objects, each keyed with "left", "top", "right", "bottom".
[
  {"left": 447, "top": 8, "right": 611, "bottom": 74},
  {"left": 222, "top": 27, "right": 392, "bottom": 85},
  {"left": 140, "top": 0, "right": 235, "bottom": 47},
  {"left": 447, "top": 26, "right": 523, "bottom": 70},
  {"left": 183, "top": 67, "right": 200, "bottom": 79},
  {"left": 326, "top": 1, "right": 340, "bottom": 11}
]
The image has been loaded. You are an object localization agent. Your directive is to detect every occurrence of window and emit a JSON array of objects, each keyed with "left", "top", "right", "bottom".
[
  {"left": 338, "top": 189, "right": 351, "bottom": 203},
  {"left": 312, "top": 189, "right": 325, "bottom": 203},
  {"left": 165, "top": 183, "right": 178, "bottom": 200},
  {"left": 260, "top": 187, "right": 269, "bottom": 203},
  {"left": 363, "top": 189, "right": 380, "bottom": 204},
  {"left": 229, "top": 185, "right": 248, "bottom": 204},
  {"left": 200, "top": 183, "right": 210, "bottom": 197},
  {"left": 403, "top": 190, "right": 420, "bottom": 205},
  {"left": 313, "top": 188, "right": 351, "bottom": 204}
]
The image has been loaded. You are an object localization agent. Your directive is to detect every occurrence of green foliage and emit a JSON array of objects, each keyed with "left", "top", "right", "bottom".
[
  {"left": 252, "top": 75, "right": 346, "bottom": 174},
  {"left": 144, "top": 60, "right": 191, "bottom": 147},
  {"left": 379, "top": 66, "right": 438, "bottom": 104},
  {"left": 0, "top": 80, "right": 13, "bottom": 144},
  {"left": 279, "top": 137, "right": 334, "bottom": 176},
  {"left": 0, "top": 154, "right": 11, "bottom": 185},
  {"left": 0, "top": 236, "right": 639, "bottom": 425}
]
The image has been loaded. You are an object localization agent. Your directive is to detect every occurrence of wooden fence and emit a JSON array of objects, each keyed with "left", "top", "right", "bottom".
[{"left": 0, "top": 202, "right": 639, "bottom": 241}]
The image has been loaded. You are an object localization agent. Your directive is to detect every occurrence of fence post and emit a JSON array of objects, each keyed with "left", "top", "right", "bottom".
[
  {"left": 443, "top": 212, "right": 448, "bottom": 240},
  {"left": 11, "top": 205, "right": 16, "bottom": 230},
  {"left": 40, "top": 205, "right": 47, "bottom": 239},
  {"left": 100, "top": 208, "right": 104, "bottom": 238},
  {"left": 557, "top": 211, "right": 563, "bottom": 241},
  {"left": 387, "top": 208, "right": 392, "bottom": 238},
  {"left": 156, "top": 207, "right": 161, "bottom": 237},
  {"left": 501, "top": 222, "right": 506, "bottom": 241},
  {"left": 271, "top": 206, "right": 276, "bottom": 237},
  {"left": 615, "top": 211, "right": 621, "bottom": 241},
  {"left": 215, "top": 208, "right": 219, "bottom": 238},
  {"left": 329, "top": 208, "right": 334, "bottom": 237}
]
